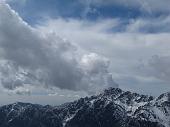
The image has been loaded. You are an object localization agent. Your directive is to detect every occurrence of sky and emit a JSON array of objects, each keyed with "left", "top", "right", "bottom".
[{"left": 0, "top": 0, "right": 170, "bottom": 105}]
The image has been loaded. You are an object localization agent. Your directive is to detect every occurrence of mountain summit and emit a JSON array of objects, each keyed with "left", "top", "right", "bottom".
[{"left": 0, "top": 88, "right": 170, "bottom": 127}]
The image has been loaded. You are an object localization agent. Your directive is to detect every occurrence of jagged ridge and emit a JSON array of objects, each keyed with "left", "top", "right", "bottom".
[{"left": 0, "top": 88, "right": 169, "bottom": 127}]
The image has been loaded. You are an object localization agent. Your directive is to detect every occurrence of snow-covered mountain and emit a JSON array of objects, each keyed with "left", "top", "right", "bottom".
[{"left": 0, "top": 88, "right": 170, "bottom": 127}]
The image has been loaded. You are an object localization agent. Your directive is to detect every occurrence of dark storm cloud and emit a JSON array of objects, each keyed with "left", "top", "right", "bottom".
[{"left": 0, "top": 3, "right": 118, "bottom": 93}]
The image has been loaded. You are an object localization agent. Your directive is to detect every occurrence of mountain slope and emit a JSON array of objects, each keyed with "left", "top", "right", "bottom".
[{"left": 0, "top": 88, "right": 169, "bottom": 127}]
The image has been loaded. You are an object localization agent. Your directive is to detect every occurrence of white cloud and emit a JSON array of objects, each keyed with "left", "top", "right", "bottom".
[
  {"left": 48, "top": 92, "right": 58, "bottom": 96},
  {"left": 14, "top": 87, "right": 31, "bottom": 95},
  {"left": 80, "top": 53, "right": 118, "bottom": 93},
  {"left": 0, "top": 3, "right": 117, "bottom": 94},
  {"left": 37, "top": 16, "right": 170, "bottom": 95},
  {"left": 1, "top": 1, "right": 170, "bottom": 98}
]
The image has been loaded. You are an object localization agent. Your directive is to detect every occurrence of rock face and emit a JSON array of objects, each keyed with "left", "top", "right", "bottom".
[{"left": 0, "top": 88, "right": 170, "bottom": 127}]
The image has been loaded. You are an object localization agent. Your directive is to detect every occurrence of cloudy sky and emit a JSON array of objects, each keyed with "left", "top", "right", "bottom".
[{"left": 0, "top": 0, "right": 170, "bottom": 105}]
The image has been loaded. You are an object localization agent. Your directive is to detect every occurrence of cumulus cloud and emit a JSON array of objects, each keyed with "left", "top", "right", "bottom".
[
  {"left": 1, "top": 1, "right": 170, "bottom": 97},
  {"left": 0, "top": 3, "right": 117, "bottom": 94},
  {"left": 80, "top": 53, "right": 118, "bottom": 93},
  {"left": 36, "top": 14, "right": 170, "bottom": 95}
]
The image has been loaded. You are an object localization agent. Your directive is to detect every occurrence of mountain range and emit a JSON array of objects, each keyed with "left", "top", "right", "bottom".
[{"left": 0, "top": 87, "right": 170, "bottom": 127}]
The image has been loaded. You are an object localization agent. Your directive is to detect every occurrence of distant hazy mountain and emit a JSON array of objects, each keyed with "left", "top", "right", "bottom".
[{"left": 0, "top": 88, "right": 169, "bottom": 127}]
